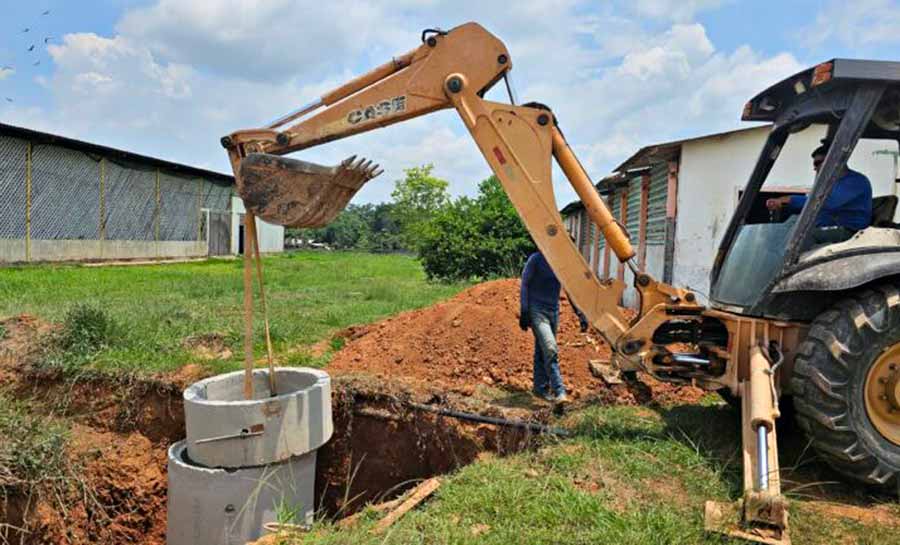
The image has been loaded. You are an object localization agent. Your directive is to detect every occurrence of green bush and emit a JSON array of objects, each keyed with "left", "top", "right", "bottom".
[
  {"left": 59, "top": 304, "right": 115, "bottom": 356},
  {"left": 418, "top": 176, "right": 535, "bottom": 281},
  {"left": 0, "top": 395, "right": 69, "bottom": 485}
]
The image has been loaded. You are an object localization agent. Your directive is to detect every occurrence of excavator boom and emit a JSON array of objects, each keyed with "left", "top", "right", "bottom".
[
  {"left": 222, "top": 22, "right": 699, "bottom": 350},
  {"left": 223, "top": 22, "right": 791, "bottom": 545}
]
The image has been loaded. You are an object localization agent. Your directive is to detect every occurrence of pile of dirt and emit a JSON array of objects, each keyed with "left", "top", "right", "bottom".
[
  {"left": 0, "top": 314, "right": 55, "bottom": 382},
  {"left": 181, "top": 333, "right": 233, "bottom": 361},
  {"left": 328, "top": 279, "right": 705, "bottom": 405}
]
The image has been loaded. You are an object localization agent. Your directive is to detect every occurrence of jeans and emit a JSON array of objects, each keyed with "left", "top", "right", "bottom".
[
  {"left": 529, "top": 304, "right": 565, "bottom": 396},
  {"left": 812, "top": 226, "right": 856, "bottom": 245}
]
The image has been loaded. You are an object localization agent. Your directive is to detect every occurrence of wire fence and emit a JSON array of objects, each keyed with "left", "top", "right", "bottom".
[{"left": 0, "top": 134, "right": 233, "bottom": 261}]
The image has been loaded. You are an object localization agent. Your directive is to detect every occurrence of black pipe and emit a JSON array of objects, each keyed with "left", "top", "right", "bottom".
[{"left": 406, "top": 402, "right": 570, "bottom": 437}]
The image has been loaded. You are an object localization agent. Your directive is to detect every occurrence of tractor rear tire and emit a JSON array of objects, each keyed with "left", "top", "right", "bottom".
[{"left": 791, "top": 284, "right": 900, "bottom": 489}]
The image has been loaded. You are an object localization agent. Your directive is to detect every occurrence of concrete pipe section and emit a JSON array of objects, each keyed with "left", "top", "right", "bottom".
[
  {"left": 166, "top": 440, "right": 316, "bottom": 545},
  {"left": 184, "top": 367, "right": 333, "bottom": 468}
]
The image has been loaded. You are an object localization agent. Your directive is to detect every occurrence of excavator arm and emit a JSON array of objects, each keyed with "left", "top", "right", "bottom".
[
  {"left": 223, "top": 22, "right": 791, "bottom": 544},
  {"left": 221, "top": 22, "right": 698, "bottom": 354}
]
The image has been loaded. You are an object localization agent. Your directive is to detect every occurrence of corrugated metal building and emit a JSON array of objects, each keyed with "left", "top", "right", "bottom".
[
  {"left": 0, "top": 123, "right": 284, "bottom": 263},
  {"left": 563, "top": 124, "right": 899, "bottom": 306}
]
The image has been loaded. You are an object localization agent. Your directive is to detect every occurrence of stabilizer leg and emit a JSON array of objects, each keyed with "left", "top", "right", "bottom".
[{"left": 706, "top": 344, "right": 790, "bottom": 545}]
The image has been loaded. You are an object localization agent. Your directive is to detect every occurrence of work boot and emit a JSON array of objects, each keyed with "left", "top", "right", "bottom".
[
  {"left": 532, "top": 389, "right": 554, "bottom": 402},
  {"left": 553, "top": 392, "right": 569, "bottom": 405}
]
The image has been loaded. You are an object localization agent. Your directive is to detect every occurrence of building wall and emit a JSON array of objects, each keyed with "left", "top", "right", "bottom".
[
  {"left": 230, "top": 197, "right": 285, "bottom": 254},
  {"left": 674, "top": 125, "right": 899, "bottom": 297},
  {"left": 0, "top": 134, "right": 233, "bottom": 263}
]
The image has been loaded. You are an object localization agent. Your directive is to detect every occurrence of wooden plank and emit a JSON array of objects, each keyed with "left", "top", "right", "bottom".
[
  {"left": 666, "top": 160, "right": 678, "bottom": 219},
  {"left": 663, "top": 160, "right": 679, "bottom": 283},
  {"left": 602, "top": 243, "right": 610, "bottom": 279},
  {"left": 371, "top": 478, "right": 441, "bottom": 535},
  {"left": 617, "top": 188, "right": 628, "bottom": 283},
  {"left": 589, "top": 359, "right": 623, "bottom": 384},
  {"left": 242, "top": 213, "right": 256, "bottom": 400},
  {"left": 336, "top": 497, "right": 404, "bottom": 529}
]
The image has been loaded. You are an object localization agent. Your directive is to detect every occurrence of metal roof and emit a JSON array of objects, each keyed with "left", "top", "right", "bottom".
[
  {"left": 559, "top": 125, "right": 769, "bottom": 214},
  {"left": 0, "top": 122, "right": 234, "bottom": 186},
  {"left": 614, "top": 125, "right": 767, "bottom": 172}
]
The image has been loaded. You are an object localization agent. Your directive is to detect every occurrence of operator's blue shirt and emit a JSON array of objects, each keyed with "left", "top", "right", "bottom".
[
  {"left": 520, "top": 252, "right": 562, "bottom": 312},
  {"left": 785, "top": 169, "right": 872, "bottom": 230}
]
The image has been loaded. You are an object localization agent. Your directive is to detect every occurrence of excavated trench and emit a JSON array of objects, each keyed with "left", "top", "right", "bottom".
[
  {"left": 1, "top": 372, "right": 540, "bottom": 545},
  {"left": 318, "top": 387, "right": 539, "bottom": 518}
]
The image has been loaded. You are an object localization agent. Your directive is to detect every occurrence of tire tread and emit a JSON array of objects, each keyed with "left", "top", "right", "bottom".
[{"left": 791, "top": 284, "right": 899, "bottom": 488}]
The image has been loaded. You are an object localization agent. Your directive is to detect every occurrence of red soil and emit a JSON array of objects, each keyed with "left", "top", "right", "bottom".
[{"left": 328, "top": 279, "right": 705, "bottom": 405}]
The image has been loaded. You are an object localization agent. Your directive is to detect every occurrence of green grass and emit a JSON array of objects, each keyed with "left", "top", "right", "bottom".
[
  {"left": 3, "top": 252, "right": 897, "bottom": 544},
  {"left": 0, "top": 251, "right": 468, "bottom": 375},
  {"left": 0, "top": 393, "right": 70, "bottom": 490},
  {"left": 283, "top": 404, "right": 899, "bottom": 545},
  {"left": 295, "top": 405, "right": 732, "bottom": 544}
]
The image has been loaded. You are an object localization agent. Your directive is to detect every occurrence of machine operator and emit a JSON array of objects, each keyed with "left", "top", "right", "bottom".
[{"left": 765, "top": 141, "right": 872, "bottom": 245}]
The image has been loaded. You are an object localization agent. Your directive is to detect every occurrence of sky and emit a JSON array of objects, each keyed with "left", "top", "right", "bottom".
[{"left": 2, "top": 0, "right": 900, "bottom": 206}]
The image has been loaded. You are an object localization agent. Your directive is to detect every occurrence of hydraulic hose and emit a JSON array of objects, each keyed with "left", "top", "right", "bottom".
[{"left": 406, "top": 402, "right": 570, "bottom": 437}]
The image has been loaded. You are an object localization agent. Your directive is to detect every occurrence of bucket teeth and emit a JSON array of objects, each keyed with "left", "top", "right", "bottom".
[{"left": 237, "top": 153, "right": 382, "bottom": 228}]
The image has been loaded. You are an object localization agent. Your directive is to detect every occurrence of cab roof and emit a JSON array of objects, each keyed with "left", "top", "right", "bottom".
[{"left": 742, "top": 58, "right": 900, "bottom": 126}]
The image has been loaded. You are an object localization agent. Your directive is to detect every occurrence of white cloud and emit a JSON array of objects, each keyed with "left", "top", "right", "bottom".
[
  {"left": 517, "top": 23, "right": 802, "bottom": 202},
  {"left": 14, "top": 0, "right": 802, "bottom": 208},
  {"left": 627, "top": 0, "right": 724, "bottom": 22},
  {"left": 802, "top": 0, "right": 900, "bottom": 48},
  {"left": 115, "top": 0, "right": 415, "bottom": 82}
]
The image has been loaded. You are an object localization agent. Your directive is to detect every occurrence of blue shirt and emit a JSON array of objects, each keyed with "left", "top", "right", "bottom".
[
  {"left": 520, "top": 252, "right": 561, "bottom": 312},
  {"left": 786, "top": 169, "right": 872, "bottom": 230}
]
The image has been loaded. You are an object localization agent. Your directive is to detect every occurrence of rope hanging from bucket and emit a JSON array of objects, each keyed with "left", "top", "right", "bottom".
[{"left": 242, "top": 212, "right": 277, "bottom": 400}]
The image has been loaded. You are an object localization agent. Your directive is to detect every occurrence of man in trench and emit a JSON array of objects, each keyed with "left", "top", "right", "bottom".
[{"left": 519, "top": 248, "right": 588, "bottom": 404}]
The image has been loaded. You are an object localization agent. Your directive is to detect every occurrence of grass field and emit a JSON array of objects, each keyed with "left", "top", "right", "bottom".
[
  {"left": 1, "top": 252, "right": 897, "bottom": 545},
  {"left": 284, "top": 404, "right": 898, "bottom": 545},
  {"left": 0, "top": 251, "right": 467, "bottom": 375}
]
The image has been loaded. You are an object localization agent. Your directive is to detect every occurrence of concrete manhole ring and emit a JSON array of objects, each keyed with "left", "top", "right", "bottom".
[{"left": 184, "top": 367, "right": 333, "bottom": 468}]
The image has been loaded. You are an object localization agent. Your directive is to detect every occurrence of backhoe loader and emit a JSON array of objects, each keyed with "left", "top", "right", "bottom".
[{"left": 222, "top": 23, "right": 900, "bottom": 545}]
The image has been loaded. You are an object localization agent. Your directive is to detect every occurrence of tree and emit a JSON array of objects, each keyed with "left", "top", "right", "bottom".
[
  {"left": 286, "top": 203, "right": 406, "bottom": 252},
  {"left": 418, "top": 175, "right": 535, "bottom": 280},
  {"left": 390, "top": 165, "right": 450, "bottom": 250},
  {"left": 366, "top": 203, "right": 405, "bottom": 252}
]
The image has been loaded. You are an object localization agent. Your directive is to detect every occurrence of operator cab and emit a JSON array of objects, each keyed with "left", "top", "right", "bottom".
[{"left": 710, "top": 59, "right": 900, "bottom": 320}]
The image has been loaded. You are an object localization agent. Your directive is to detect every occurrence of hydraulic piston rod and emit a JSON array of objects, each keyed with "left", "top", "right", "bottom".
[
  {"left": 756, "top": 425, "right": 769, "bottom": 491},
  {"left": 551, "top": 127, "right": 635, "bottom": 262}
]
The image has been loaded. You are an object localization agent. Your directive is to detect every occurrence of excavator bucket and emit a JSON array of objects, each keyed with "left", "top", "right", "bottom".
[{"left": 237, "top": 153, "right": 382, "bottom": 228}]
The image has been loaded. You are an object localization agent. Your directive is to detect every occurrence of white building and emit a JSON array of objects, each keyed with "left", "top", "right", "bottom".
[
  {"left": 230, "top": 197, "right": 285, "bottom": 255},
  {"left": 564, "top": 124, "right": 899, "bottom": 306}
]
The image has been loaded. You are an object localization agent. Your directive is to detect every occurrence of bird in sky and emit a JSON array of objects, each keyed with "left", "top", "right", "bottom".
[
  {"left": 1, "top": 65, "right": 12, "bottom": 71},
  {"left": 43, "top": 37, "right": 53, "bottom": 44},
  {"left": 27, "top": 45, "right": 35, "bottom": 52},
  {"left": 5, "top": 98, "right": 13, "bottom": 103},
  {"left": 42, "top": 10, "right": 50, "bottom": 15},
  {"left": 32, "top": 60, "right": 40, "bottom": 66}
]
